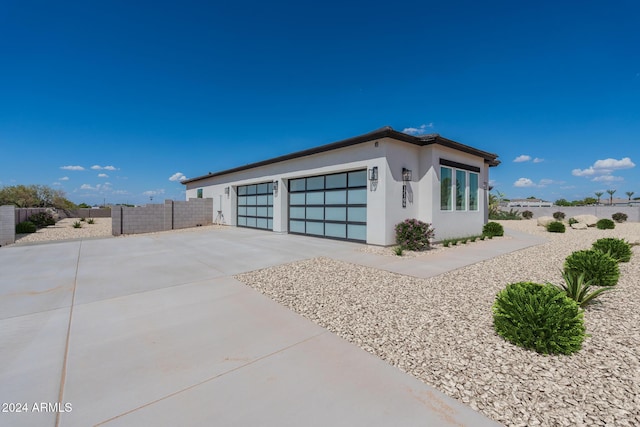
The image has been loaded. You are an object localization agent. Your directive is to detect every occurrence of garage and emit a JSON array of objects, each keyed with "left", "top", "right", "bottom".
[
  {"left": 237, "top": 182, "right": 273, "bottom": 230},
  {"left": 288, "top": 170, "right": 367, "bottom": 242}
]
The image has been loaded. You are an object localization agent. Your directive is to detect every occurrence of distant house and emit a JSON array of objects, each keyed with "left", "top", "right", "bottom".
[
  {"left": 507, "top": 198, "right": 552, "bottom": 208},
  {"left": 183, "top": 127, "right": 500, "bottom": 245}
]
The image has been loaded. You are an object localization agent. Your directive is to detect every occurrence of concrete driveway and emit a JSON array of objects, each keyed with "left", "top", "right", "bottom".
[{"left": 0, "top": 227, "right": 504, "bottom": 427}]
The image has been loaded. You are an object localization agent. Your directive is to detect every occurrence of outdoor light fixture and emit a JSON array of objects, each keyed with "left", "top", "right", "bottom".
[
  {"left": 273, "top": 180, "right": 279, "bottom": 192},
  {"left": 402, "top": 168, "right": 412, "bottom": 182},
  {"left": 368, "top": 167, "right": 378, "bottom": 181},
  {"left": 224, "top": 187, "right": 230, "bottom": 195}
]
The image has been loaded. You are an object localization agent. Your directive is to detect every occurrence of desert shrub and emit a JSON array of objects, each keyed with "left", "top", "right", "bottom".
[
  {"left": 556, "top": 271, "right": 612, "bottom": 308},
  {"left": 395, "top": 219, "right": 435, "bottom": 251},
  {"left": 16, "top": 221, "right": 37, "bottom": 233},
  {"left": 470, "top": 236, "right": 477, "bottom": 242},
  {"left": 568, "top": 217, "right": 578, "bottom": 225},
  {"left": 522, "top": 210, "right": 533, "bottom": 219},
  {"left": 480, "top": 235, "right": 486, "bottom": 241},
  {"left": 546, "top": 221, "right": 566, "bottom": 233},
  {"left": 443, "top": 240, "right": 451, "bottom": 247},
  {"left": 489, "top": 209, "right": 522, "bottom": 220},
  {"left": 596, "top": 218, "right": 615, "bottom": 230},
  {"left": 553, "top": 211, "right": 566, "bottom": 220},
  {"left": 592, "top": 238, "right": 632, "bottom": 263},
  {"left": 28, "top": 212, "right": 56, "bottom": 228},
  {"left": 483, "top": 221, "right": 504, "bottom": 237},
  {"left": 564, "top": 249, "right": 619, "bottom": 287},
  {"left": 393, "top": 246, "right": 404, "bottom": 256},
  {"left": 612, "top": 212, "right": 628, "bottom": 223},
  {"left": 72, "top": 221, "right": 83, "bottom": 229},
  {"left": 493, "top": 282, "right": 585, "bottom": 355},
  {"left": 80, "top": 217, "right": 86, "bottom": 222},
  {"left": 87, "top": 218, "right": 96, "bottom": 224}
]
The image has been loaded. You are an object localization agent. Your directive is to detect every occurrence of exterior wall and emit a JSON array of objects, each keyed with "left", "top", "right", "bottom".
[
  {"left": 14, "top": 207, "right": 49, "bottom": 224},
  {"left": 185, "top": 137, "right": 494, "bottom": 245},
  {"left": 514, "top": 206, "right": 640, "bottom": 222},
  {"left": 112, "top": 198, "right": 213, "bottom": 236},
  {"left": 0, "top": 205, "right": 15, "bottom": 246}
]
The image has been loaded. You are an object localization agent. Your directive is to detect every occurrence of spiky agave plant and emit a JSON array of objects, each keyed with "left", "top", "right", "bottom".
[{"left": 556, "top": 271, "right": 612, "bottom": 308}]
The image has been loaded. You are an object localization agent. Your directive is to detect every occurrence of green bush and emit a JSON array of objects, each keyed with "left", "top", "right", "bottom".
[
  {"left": 592, "top": 238, "right": 632, "bottom": 263},
  {"left": 28, "top": 212, "right": 56, "bottom": 228},
  {"left": 596, "top": 219, "right": 615, "bottom": 230},
  {"left": 522, "top": 210, "right": 533, "bottom": 219},
  {"left": 556, "top": 271, "right": 612, "bottom": 308},
  {"left": 87, "top": 218, "right": 96, "bottom": 224},
  {"left": 493, "top": 282, "right": 585, "bottom": 355},
  {"left": 395, "top": 219, "right": 435, "bottom": 251},
  {"left": 546, "top": 221, "right": 566, "bottom": 233},
  {"left": 483, "top": 221, "right": 504, "bottom": 237},
  {"left": 611, "top": 212, "right": 627, "bottom": 223},
  {"left": 489, "top": 209, "right": 522, "bottom": 220},
  {"left": 568, "top": 217, "right": 579, "bottom": 225},
  {"left": 393, "top": 246, "right": 404, "bottom": 256},
  {"left": 72, "top": 221, "right": 83, "bottom": 229},
  {"left": 16, "top": 221, "right": 37, "bottom": 233},
  {"left": 80, "top": 217, "right": 86, "bottom": 222},
  {"left": 553, "top": 211, "right": 566, "bottom": 220},
  {"left": 564, "top": 249, "right": 620, "bottom": 287}
]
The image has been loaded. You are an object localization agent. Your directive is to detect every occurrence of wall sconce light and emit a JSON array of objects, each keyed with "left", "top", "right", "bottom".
[
  {"left": 368, "top": 167, "right": 378, "bottom": 181},
  {"left": 224, "top": 187, "right": 230, "bottom": 195},
  {"left": 273, "top": 180, "right": 279, "bottom": 192},
  {"left": 402, "top": 168, "right": 412, "bottom": 182}
]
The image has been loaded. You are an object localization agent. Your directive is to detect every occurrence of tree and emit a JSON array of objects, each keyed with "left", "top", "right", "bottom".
[
  {"left": 583, "top": 197, "right": 597, "bottom": 205},
  {"left": 594, "top": 191, "right": 604, "bottom": 205},
  {"left": 555, "top": 198, "right": 572, "bottom": 207},
  {"left": 0, "top": 185, "right": 75, "bottom": 209},
  {"left": 606, "top": 189, "right": 616, "bottom": 205},
  {"left": 626, "top": 191, "right": 635, "bottom": 201}
]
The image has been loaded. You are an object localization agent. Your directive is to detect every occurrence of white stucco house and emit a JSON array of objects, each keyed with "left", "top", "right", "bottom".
[{"left": 183, "top": 126, "right": 500, "bottom": 245}]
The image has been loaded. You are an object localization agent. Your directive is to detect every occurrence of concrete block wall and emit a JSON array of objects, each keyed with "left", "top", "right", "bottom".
[
  {"left": 15, "top": 208, "right": 49, "bottom": 224},
  {"left": 512, "top": 206, "right": 640, "bottom": 222},
  {"left": 112, "top": 198, "right": 213, "bottom": 236},
  {"left": 63, "top": 208, "right": 112, "bottom": 218},
  {"left": 0, "top": 205, "right": 15, "bottom": 246}
]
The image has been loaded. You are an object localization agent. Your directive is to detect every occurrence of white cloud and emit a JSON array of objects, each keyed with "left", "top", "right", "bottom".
[
  {"left": 143, "top": 189, "right": 165, "bottom": 197},
  {"left": 514, "top": 155, "right": 531, "bottom": 163},
  {"left": 592, "top": 175, "right": 624, "bottom": 182},
  {"left": 92, "top": 165, "right": 118, "bottom": 171},
  {"left": 52, "top": 182, "right": 61, "bottom": 186},
  {"left": 80, "top": 184, "right": 96, "bottom": 190},
  {"left": 514, "top": 178, "right": 536, "bottom": 188},
  {"left": 98, "top": 173, "right": 109, "bottom": 178},
  {"left": 61, "top": 165, "right": 85, "bottom": 171},
  {"left": 533, "top": 158, "right": 544, "bottom": 163},
  {"left": 91, "top": 165, "right": 102, "bottom": 170},
  {"left": 59, "top": 176, "right": 69, "bottom": 181},
  {"left": 538, "top": 179, "right": 554, "bottom": 186},
  {"left": 402, "top": 123, "right": 434, "bottom": 135},
  {"left": 573, "top": 157, "right": 635, "bottom": 177},
  {"left": 169, "top": 172, "right": 187, "bottom": 182}
]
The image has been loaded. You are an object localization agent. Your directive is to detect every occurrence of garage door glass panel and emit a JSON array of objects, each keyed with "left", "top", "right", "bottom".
[
  {"left": 288, "top": 170, "right": 367, "bottom": 242},
  {"left": 237, "top": 182, "right": 273, "bottom": 231}
]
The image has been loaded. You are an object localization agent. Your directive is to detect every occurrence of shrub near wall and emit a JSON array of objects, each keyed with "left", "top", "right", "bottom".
[{"left": 395, "top": 219, "right": 435, "bottom": 251}]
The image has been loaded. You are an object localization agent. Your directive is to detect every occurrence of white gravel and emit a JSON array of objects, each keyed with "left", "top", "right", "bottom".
[{"left": 236, "top": 220, "right": 640, "bottom": 427}]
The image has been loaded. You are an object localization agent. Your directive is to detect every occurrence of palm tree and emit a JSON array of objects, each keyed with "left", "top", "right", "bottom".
[
  {"left": 594, "top": 191, "right": 604, "bottom": 205},
  {"left": 606, "top": 189, "right": 616, "bottom": 206},
  {"left": 626, "top": 191, "right": 635, "bottom": 201}
]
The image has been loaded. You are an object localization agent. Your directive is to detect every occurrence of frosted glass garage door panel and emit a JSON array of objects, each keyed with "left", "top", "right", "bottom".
[
  {"left": 348, "top": 189, "right": 367, "bottom": 204},
  {"left": 290, "top": 207, "right": 305, "bottom": 219},
  {"left": 325, "top": 173, "right": 347, "bottom": 189},
  {"left": 246, "top": 196, "right": 257, "bottom": 205},
  {"left": 306, "top": 192, "right": 324, "bottom": 205},
  {"left": 246, "top": 217, "right": 257, "bottom": 227},
  {"left": 290, "top": 220, "right": 305, "bottom": 233},
  {"left": 238, "top": 186, "right": 247, "bottom": 196},
  {"left": 237, "top": 216, "right": 247, "bottom": 226},
  {"left": 257, "top": 207, "right": 268, "bottom": 217},
  {"left": 348, "top": 170, "right": 367, "bottom": 187},
  {"left": 257, "top": 183, "right": 268, "bottom": 194},
  {"left": 325, "top": 223, "right": 346, "bottom": 238},
  {"left": 290, "top": 179, "right": 306, "bottom": 192},
  {"left": 247, "top": 185, "right": 257, "bottom": 195},
  {"left": 257, "top": 218, "right": 268, "bottom": 229},
  {"left": 257, "top": 195, "right": 268, "bottom": 205},
  {"left": 247, "top": 207, "right": 257, "bottom": 216},
  {"left": 306, "top": 221, "right": 324, "bottom": 236},
  {"left": 325, "top": 190, "right": 346, "bottom": 205},
  {"left": 348, "top": 207, "right": 366, "bottom": 222},
  {"left": 306, "top": 207, "right": 324, "bottom": 220},
  {"left": 238, "top": 206, "right": 247, "bottom": 216},
  {"left": 290, "top": 193, "right": 305, "bottom": 205},
  {"left": 325, "top": 207, "right": 346, "bottom": 221},
  {"left": 238, "top": 196, "right": 247, "bottom": 205},
  {"left": 347, "top": 224, "right": 366, "bottom": 241},
  {"left": 307, "top": 176, "right": 325, "bottom": 190}
]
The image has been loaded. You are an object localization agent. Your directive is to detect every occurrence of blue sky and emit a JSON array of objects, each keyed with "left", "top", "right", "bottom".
[{"left": 1, "top": 0, "right": 638, "bottom": 205}]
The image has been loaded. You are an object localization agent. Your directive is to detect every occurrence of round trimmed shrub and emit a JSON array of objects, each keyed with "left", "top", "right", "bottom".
[
  {"left": 522, "top": 210, "right": 533, "bottom": 219},
  {"left": 546, "top": 221, "right": 566, "bottom": 233},
  {"left": 564, "top": 249, "right": 620, "bottom": 286},
  {"left": 493, "top": 282, "right": 585, "bottom": 355},
  {"left": 592, "top": 237, "right": 632, "bottom": 263},
  {"left": 395, "top": 218, "right": 435, "bottom": 251},
  {"left": 483, "top": 221, "right": 504, "bottom": 237},
  {"left": 28, "top": 211, "right": 56, "bottom": 228},
  {"left": 16, "top": 221, "right": 37, "bottom": 234},
  {"left": 611, "top": 212, "right": 627, "bottom": 223},
  {"left": 596, "top": 218, "right": 615, "bottom": 230},
  {"left": 553, "top": 211, "right": 566, "bottom": 220}
]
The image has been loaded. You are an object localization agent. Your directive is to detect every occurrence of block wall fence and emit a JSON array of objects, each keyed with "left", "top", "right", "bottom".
[
  {"left": 112, "top": 198, "right": 213, "bottom": 236},
  {"left": 509, "top": 206, "right": 640, "bottom": 222},
  {"left": 0, "top": 205, "right": 15, "bottom": 246}
]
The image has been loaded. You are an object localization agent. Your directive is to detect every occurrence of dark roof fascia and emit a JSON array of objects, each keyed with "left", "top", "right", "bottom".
[{"left": 182, "top": 127, "right": 499, "bottom": 184}]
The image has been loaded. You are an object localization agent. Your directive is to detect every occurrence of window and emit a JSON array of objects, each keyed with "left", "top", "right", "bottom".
[
  {"left": 440, "top": 167, "right": 452, "bottom": 210},
  {"left": 456, "top": 170, "right": 466, "bottom": 210},
  {"left": 197, "top": 188, "right": 203, "bottom": 198},
  {"left": 441, "top": 166, "right": 480, "bottom": 212}
]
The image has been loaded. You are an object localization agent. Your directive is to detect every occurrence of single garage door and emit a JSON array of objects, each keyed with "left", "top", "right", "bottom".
[
  {"left": 237, "top": 182, "right": 273, "bottom": 230},
  {"left": 288, "top": 170, "right": 367, "bottom": 242}
]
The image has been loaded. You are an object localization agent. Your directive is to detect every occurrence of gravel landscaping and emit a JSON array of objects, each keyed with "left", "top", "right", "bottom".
[
  {"left": 13, "top": 217, "right": 113, "bottom": 244},
  {"left": 236, "top": 220, "right": 640, "bottom": 426}
]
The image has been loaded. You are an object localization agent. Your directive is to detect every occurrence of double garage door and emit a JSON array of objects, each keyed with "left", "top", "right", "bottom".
[{"left": 288, "top": 170, "right": 367, "bottom": 242}]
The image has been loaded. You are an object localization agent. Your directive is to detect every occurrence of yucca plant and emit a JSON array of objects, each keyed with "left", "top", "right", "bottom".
[
  {"left": 87, "top": 218, "right": 96, "bottom": 224},
  {"left": 592, "top": 238, "right": 632, "bottom": 263},
  {"left": 72, "top": 221, "right": 83, "bottom": 228},
  {"left": 393, "top": 246, "right": 404, "bottom": 256},
  {"left": 556, "top": 271, "right": 612, "bottom": 308},
  {"left": 564, "top": 249, "right": 619, "bottom": 287}
]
